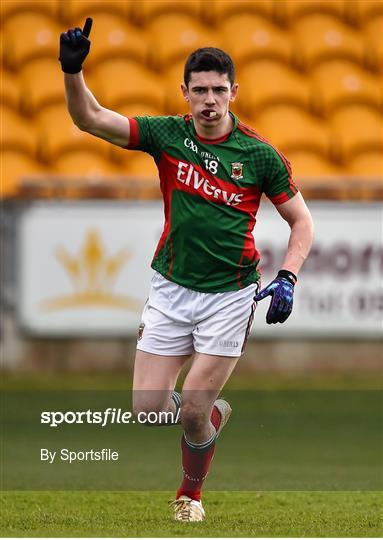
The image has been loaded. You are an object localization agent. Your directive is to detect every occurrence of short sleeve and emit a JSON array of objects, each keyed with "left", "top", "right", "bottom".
[
  {"left": 263, "top": 147, "right": 299, "bottom": 205},
  {"left": 124, "top": 115, "right": 178, "bottom": 163}
]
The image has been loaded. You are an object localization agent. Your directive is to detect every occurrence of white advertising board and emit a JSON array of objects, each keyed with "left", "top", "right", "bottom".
[{"left": 18, "top": 201, "right": 382, "bottom": 338}]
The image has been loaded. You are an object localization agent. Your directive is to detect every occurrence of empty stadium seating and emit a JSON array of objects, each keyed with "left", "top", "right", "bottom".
[
  {"left": 292, "top": 14, "right": 363, "bottom": 70},
  {"left": 274, "top": 0, "right": 346, "bottom": 25},
  {"left": 146, "top": 14, "right": 214, "bottom": 70},
  {"left": 210, "top": 0, "right": 274, "bottom": 22},
  {"left": 2, "top": 12, "right": 60, "bottom": 70},
  {"left": 330, "top": 105, "right": 383, "bottom": 163},
  {"left": 255, "top": 105, "right": 331, "bottom": 158},
  {"left": 1, "top": 106, "right": 37, "bottom": 157},
  {"left": 164, "top": 60, "right": 190, "bottom": 115},
  {"left": 238, "top": 60, "right": 310, "bottom": 115},
  {"left": 93, "top": 59, "right": 165, "bottom": 110},
  {"left": 130, "top": 0, "right": 203, "bottom": 24},
  {"left": 311, "top": 60, "right": 381, "bottom": 115},
  {"left": 53, "top": 150, "right": 119, "bottom": 177},
  {"left": 347, "top": 151, "right": 383, "bottom": 176},
  {"left": 20, "top": 58, "right": 66, "bottom": 114},
  {"left": 79, "top": 14, "right": 148, "bottom": 68},
  {"left": 363, "top": 15, "right": 383, "bottom": 73},
  {"left": 1, "top": 0, "right": 382, "bottom": 200},
  {"left": 1, "top": 71, "right": 20, "bottom": 110},
  {"left": 125, "top": 151, "right": 159, "bottom": 178},
  {"left": 354, "top": 0, "right": 383, "bottom": 22},
  {"left": 1, "top": 150, "right": 47, "bottom": 198},
  {"left": 59, "top": 0, "right": 129, "bottom": 23},
  {"left": 36, "top": 104, "right": 111, "bottom": 164},
  {"left": 0, "top": 0, "right": 59, "bottom": 23},
  {"left": 220, "top": 13, "right": 292, "bottom": 67}
]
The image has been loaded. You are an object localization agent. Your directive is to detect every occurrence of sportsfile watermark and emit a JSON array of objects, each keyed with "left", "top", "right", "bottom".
[
  {"left": 2, "top": 389, "right": 382, "bottom": 491},
  {"left": 41, "top": 407, "right": 180, "bottom": 427}
]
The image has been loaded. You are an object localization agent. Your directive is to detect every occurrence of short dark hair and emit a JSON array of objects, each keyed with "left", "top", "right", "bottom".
[{"left": 184, "top": 47, "right": 235, "bottom": 87}]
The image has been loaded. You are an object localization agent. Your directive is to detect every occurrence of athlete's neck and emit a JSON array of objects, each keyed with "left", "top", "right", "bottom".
[{"left": 194, "top": 113, "right": 233, "bottom": 140}]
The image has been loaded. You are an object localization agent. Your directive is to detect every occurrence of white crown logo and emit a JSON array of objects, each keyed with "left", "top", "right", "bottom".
[{"left": 40, "top": 228, "right": 141, "bottom": 311}]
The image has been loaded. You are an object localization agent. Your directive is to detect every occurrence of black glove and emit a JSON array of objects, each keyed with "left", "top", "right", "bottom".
[{"left": 59, "top": 17, "right": 93, "bottom": 74}]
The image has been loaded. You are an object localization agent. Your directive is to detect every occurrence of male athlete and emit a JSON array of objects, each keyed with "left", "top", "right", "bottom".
[{"left": 60, "top": 18, "right": 314, "bottom": 522}]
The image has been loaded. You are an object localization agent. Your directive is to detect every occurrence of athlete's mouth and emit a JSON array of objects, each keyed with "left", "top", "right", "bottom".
[{"left": 201, "top": 110, "right": 218, "bottom": 119}]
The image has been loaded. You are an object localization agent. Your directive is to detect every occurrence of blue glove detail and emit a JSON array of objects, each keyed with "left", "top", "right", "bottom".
[{"left": 254, "top": 275, "right": 295, "bottom": 324}]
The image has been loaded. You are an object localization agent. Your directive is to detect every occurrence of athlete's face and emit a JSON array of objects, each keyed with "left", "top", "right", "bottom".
[{"left": 181, "top": 71, "right": 238, "bottom": 134}]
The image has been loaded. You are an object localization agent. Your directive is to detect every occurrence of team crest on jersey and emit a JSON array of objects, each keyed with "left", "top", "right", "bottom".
[
  {"left": 137, "top": 322, "right": 145, "bottom": 341},
  {"left": 231, "top": 162, "right": 243, "bottom": 180}
]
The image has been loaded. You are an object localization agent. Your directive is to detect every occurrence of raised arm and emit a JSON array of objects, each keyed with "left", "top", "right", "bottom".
[{"left": 60, "top": 18, "right": 130, "bottom": 148}]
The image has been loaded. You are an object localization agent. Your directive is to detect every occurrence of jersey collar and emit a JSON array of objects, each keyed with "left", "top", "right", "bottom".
[{"left": 186, "top": 111, "right": 238, "bottom": 144}]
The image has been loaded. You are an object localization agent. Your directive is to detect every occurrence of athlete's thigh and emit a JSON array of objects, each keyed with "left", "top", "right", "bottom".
[
  {"left": 181, "top": 352, "right": 239, "bottom": 411},
  {"left": 133, "top": 349, "right": 190, "bottom": 391},
  {"left": 132, "top": 350, "right": 190, "bottom": 413}
]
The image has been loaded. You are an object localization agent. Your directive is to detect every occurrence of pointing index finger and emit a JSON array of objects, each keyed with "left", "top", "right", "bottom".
[{"left": 82, "top": 17, "right": 93, "bottom": 38}]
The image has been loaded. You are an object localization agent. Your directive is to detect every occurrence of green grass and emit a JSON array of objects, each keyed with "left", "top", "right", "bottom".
[
  {"left": 2, "top": 374, "right": 382, "bottom": 536},
  {"left": 1, "top": 491, "right": 382, "bottom": 537}
]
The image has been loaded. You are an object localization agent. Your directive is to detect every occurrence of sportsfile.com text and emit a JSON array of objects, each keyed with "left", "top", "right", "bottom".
[{"left": 41, "top": 408, "right": 180, "bottom": 427}]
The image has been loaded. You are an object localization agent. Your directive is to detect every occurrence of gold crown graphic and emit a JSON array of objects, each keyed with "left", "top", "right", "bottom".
[{"left": 40, "top": 228, "right": 141, "bottom": 311}]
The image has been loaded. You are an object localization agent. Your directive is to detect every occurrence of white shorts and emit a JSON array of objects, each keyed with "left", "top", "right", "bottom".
[{"left": 136, "top": 272, "right": 259, "bottom": 358}]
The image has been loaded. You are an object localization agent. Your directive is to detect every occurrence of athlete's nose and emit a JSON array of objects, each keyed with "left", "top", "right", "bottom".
[{"left": 205, "top": 89, "right": 216, "bottom": 105}]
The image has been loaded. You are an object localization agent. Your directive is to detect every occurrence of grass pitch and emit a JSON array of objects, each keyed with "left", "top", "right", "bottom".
[
  {"left": 1, "top": 373, "right": 382, "bottom": 537},
  {"left": 1, "top": 490, "right": 382, "bottom": 537}
]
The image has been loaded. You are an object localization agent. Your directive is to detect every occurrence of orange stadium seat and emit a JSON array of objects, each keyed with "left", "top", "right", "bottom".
[
  {"left": 130, "top": 0, "right": 202, "bottom": 24},
  {"left": 347, "top": 150, "right": 383, "bottom": 175},
  {"left": 220, "top": 13, "right": 292, "bottom": 67},
  {"left": 53, "top": 150, "right": 119, "bottom": 177},
  {"left": 59, "top": 0, "right": 129, "bottom": 23},
  {"left": 255, "top": 105, "right": 331, "bottom": 158},
  {"left": 146, "top": 14, "right": 215, "bottom": 70},
  {"left": 364, "top": 15, "right": 383, "bottom": 73},
  {"left": 93, "top": 59, "right": 165, "bottom": 111},
  {"left": 331, "top": 105, "right": 383, "bottom": 162},
  {"left": 210, "top": 0, "right": 274, "bottom": 22},
  {"left": 274, "top": 0, "right": 346, "bottom": 25},
  {"left": 238, "top": 60, "right": 310, "bottom": 116},
  {"left": 0, "top": 0, "right": 59, "bottom": 23},
  {"left": 118, "top": 103, "right": 164, "bottom": 118},
  {"left": 1, "top": 106, "right": 37, "bottom": 157},
  {"left": 2, "top": 12, "right": 60, "bottom": 70},
  {"left": 81, "top": 14, "right": 147, "bottom": 68},
  {"left": 124, "top": 151, "right": 158, "bottom": 178},
  {"left": 36, "top": 104, "right": 110, "bottom": 164},
  {"left": 163, "top": 61, "right": 190, "bottom": 115},
  {"left": 286, "top": 150, "right": 346, "bottom": 198},
  {"left": 1, "top": 150, "right": 47, "bottom": 199},
  {"left": 19, "top": 58, "right": 66, "bottom": 114},
  {"left": 354, "top": 0, "right": 383, "bottom": 22},
  {"left": 1, "top": 71, "right": 20, "bottom": 110},
  {"left": 124, "top": 151, "right": 161, "bottom": 198},
  {"left": 292, "top": 14, "right": 364, "bottom": 71},
  {"left": 311, "top": 60, "right": 381, "bottom": 115},
  {"left": 288, "top": 150, "right": 342, "bottom": 177}
]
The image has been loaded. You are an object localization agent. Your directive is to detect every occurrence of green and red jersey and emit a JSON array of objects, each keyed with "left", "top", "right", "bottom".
[{"left": 126, "top": 112, "right": 298, "bottom": 293}]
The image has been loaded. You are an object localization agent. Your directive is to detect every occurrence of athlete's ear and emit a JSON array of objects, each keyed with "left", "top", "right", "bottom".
[
  {"left": 181, "top": 83, "right": 189, "bottom": 102},
  {"left": 230, "top": 83, "right": 239, "bottom": 102}
]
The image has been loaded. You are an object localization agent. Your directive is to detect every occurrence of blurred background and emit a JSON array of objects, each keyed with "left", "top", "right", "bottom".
[{"left": 1, "top": 0, "right": 382, "bottom": 382}]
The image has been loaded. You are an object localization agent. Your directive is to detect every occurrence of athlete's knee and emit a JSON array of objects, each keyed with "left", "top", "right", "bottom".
[
  {"left": 132, "top": 391, "right": 171, "bottom": 424},
  {"left": 181, "top": 400, "right": 209, "bottom": 433}
]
